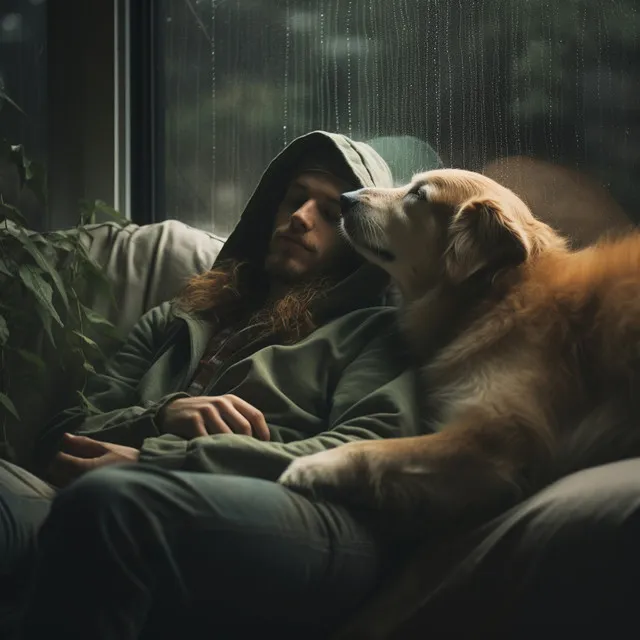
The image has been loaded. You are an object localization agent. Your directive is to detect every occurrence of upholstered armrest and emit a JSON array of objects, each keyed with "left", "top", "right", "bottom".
[{"left": 77, "top": 219, "right": 223, "bottom": 338}]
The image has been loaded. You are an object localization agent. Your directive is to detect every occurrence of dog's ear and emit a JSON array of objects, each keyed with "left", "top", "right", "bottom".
[{"left": 444, "top": 197, "right": 531, "bottom": 284}]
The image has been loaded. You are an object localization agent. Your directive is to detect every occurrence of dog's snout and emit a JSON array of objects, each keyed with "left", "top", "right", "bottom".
[{"left": 340, "top": 190, "right": 362, "bottom": 213}]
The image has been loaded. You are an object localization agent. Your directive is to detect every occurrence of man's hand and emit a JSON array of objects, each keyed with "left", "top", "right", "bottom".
[
  {"left": 157, "top": 395, "right": 270, "bottom": 441},
  {"left": 47, "top": 433, "right": 140, "bottom": 488}
]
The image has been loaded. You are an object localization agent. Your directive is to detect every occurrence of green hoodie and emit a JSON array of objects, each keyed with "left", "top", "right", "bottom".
[{"left": 34, "top": 131, "right": 423, "bottom": 480}]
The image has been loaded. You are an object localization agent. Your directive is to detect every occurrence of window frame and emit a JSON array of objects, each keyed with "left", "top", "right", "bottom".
[{"left": 128, "top": 0, "right": 166, "bottom": 225}]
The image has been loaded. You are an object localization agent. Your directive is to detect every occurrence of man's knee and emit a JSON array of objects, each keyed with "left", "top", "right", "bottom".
[{"left": 52, "top": 464, "right": 147, "bottom": 519}]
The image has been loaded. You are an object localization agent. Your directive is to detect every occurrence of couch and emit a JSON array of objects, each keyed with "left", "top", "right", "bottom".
[{"left": 6, "top": 157, "right": 633, "bottom": 638}]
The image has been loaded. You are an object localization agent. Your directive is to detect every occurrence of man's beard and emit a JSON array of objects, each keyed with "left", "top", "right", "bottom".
[
  {"left": 265, "top": 241, "right": 362, "bottom": 288},
  {"left": 247, "top": 275, "right": 332, "bottom": 343}
]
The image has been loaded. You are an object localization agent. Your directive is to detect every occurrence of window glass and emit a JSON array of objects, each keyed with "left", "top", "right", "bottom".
[
  {"left": 0, "top": 0, "right": 47, "bottom": 227},
  {"left": 162, "top": 0, "right": 640, "bottom": 237}
]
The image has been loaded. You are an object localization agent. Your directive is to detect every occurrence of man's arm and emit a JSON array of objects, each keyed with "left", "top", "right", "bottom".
[
  {"left": 138, "top": 333, "right": 422, "bottom": 480},
  {"left": 33, "top": 302, "right": 186, "bottom": 473}
]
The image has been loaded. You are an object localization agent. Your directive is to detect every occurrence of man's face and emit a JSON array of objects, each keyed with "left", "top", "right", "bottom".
[{"left": 265, "top": 171, "right": 358, "bottom": 284}]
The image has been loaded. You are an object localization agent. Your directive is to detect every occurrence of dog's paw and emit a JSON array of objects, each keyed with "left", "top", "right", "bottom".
[{"left": 278, "top": 447, "right": 359, "bottom": 501}]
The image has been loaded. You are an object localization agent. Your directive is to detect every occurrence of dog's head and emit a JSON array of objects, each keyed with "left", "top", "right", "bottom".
[{"left": 339, "top": 168, "right": 565, "bottom": 298}]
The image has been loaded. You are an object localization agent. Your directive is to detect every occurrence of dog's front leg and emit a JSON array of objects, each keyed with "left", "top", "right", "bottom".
[
  {"left": 279, "top": 409, "right": 551, "bottom": 519},
  {"left": 278, "top": 439, "right": 394, "bottom": 507}
]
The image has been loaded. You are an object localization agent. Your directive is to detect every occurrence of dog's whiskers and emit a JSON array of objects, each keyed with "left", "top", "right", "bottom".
[{"left": 362, "top": 216, "right": 387, "bottom": 250}]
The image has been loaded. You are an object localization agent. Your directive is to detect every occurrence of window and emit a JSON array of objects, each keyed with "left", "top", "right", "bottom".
[
  {"left": 0, "top": 0, "right": 47, "bottom": 228},
  {"left": 160, "top": 0, "right": 640, "bottom": 237},
  {"left": 1, "top": 0, "right": 120, "bottom": 230}
]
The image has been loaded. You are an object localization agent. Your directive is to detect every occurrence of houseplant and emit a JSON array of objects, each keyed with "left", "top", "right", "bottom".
[{"left": 0, "top": 92, "right": 125, "bottom": 461}]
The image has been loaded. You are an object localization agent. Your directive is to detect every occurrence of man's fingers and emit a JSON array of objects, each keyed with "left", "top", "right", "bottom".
[
  {"left": 196, "top": 396, "right": 270, "bottom": 441},
  {"left": 226, "top": 396, "right": 270, "bottom": 441},
  {"left": 183, "top": 411, "right": 209, "bottom": 438},
  {"left": 199, "top": 405, "right": 233, "bottom": 435},
  {"left": 55, "top": 451, "right": 96, "bottom": 471},
  {"left": 216, "top": 400, "right": 253, "bottom": 436},
  {"left": 62, "top": 433, "right": 109, "bottom": 459}
]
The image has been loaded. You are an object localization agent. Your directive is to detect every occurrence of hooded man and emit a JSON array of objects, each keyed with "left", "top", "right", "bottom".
[{"left": 9, "top": 131, "right": 424, "bottom": 639}]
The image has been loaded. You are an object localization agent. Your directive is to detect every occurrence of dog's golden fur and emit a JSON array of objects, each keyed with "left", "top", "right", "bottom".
[{"left": 279, "top": 168, "right": 640, "bottom": 526}]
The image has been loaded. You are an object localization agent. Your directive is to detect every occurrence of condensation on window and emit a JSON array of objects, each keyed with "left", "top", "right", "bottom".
[{"left": 163, "top": 0, "right": 640, "bottom": 238}]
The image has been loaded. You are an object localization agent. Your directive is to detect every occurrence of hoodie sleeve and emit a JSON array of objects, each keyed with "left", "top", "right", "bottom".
[
  {"left": 33, "top": 302, "right": 187, "bottom": 472},
  {"left": 138, "top": 332, "right": 421, "bottom": 480}
]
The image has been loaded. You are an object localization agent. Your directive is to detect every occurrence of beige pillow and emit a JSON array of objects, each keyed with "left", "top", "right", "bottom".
[{"left": 80, "top": 219, "right": 224, "bottom": 338}]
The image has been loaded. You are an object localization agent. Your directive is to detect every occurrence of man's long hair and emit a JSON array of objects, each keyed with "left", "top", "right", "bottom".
[{"left": 175, "top": 260, "right": 333, "bottom": 344}]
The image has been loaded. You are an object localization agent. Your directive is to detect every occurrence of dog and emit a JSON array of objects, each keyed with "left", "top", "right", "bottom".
[{"left": 278, "top": 168, "right": 640, "bottom": 526}]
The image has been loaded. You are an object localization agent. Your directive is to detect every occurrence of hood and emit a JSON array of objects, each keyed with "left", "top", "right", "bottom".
[{"left": 214, "top": 130, "right": 396, "bottom": 321}]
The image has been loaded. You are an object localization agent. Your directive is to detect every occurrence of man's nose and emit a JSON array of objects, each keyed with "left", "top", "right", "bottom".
[
  {"left": 290, "top": 199, "right": 316, "bottom": 232},
  {"left": 340, "top": 190, "right": 363, "bottom": 213}
]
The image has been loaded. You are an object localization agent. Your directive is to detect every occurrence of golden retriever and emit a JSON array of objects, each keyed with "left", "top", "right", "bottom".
[{"left": 278, "top": 168, "right": 640, "bottom": 525}]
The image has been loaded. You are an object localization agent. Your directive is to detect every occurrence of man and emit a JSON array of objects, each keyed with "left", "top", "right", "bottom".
[{"left": 1, "top": 131, "right": 422, "bottom": 639}]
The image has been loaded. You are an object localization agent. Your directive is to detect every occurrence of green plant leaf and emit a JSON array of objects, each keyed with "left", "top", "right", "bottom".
[
  {"left": 34, "top": 301, "right": 55, "bottom": 347},
  {"left": 78, "top": 199, "right": 97, "bottom": 226},
  {"left": 72, "top": 236, "right": 104, "bottom": 270},
  {"left": 10, "top": 228, "right": 69, "bottom": 308},
  {"left": 72, "top": 330, "right": 107, "bottom": 363},
  {"left": 73, "top": 245, "right": 119, "bottom": 308},
  {"left": 83, "top": 361, "right": 96, "bottom": 374},
  {"left": 72, "top": 329, "right": 99, "bottom": 350},
  {"left": 93, "top": 200, "right": 129, "bottom": 227},
  {"left": 0, "top": 198, "right": 28, "bottom": 227},
  {"left": 78, "top": 304, "right": 123, "bottom": 344},
  {"left": 42, "top": 231, "right": 76, "bottom": 252},
  {"left": 0, "top": 392, "right": 19, "bottom": 420},
  {"left": 18, "top": 264, "right": 64, "bottom": 327},
  {"left": 0, "top": 258, "right": 12, "bottom": 278},
  {"left": 79, "top": 303, "right": 115, "bottom": 329},
  {"left": 0, "top": 313, "right": 8, "bottom": 345},
  {"left": 0, "top": 257, "right": 15, "bottom": 278},
  {"left": 76, "top": 390, "right": 102, "bottom": 416}
]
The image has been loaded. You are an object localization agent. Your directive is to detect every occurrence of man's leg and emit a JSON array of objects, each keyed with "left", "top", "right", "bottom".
[
  {"left": 19, "top": 463, "right": 394, "bottom": 640},
  {"left": 383, "top": 458, "right": 640, "bottom": 638},
  {"left": 0, "top": 460, "right": 55, "bottom": 638}
]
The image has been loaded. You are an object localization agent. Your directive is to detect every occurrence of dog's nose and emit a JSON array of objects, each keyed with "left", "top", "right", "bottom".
[{"left": 340, "top": 191, "right": 362, "bottom": 213}]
